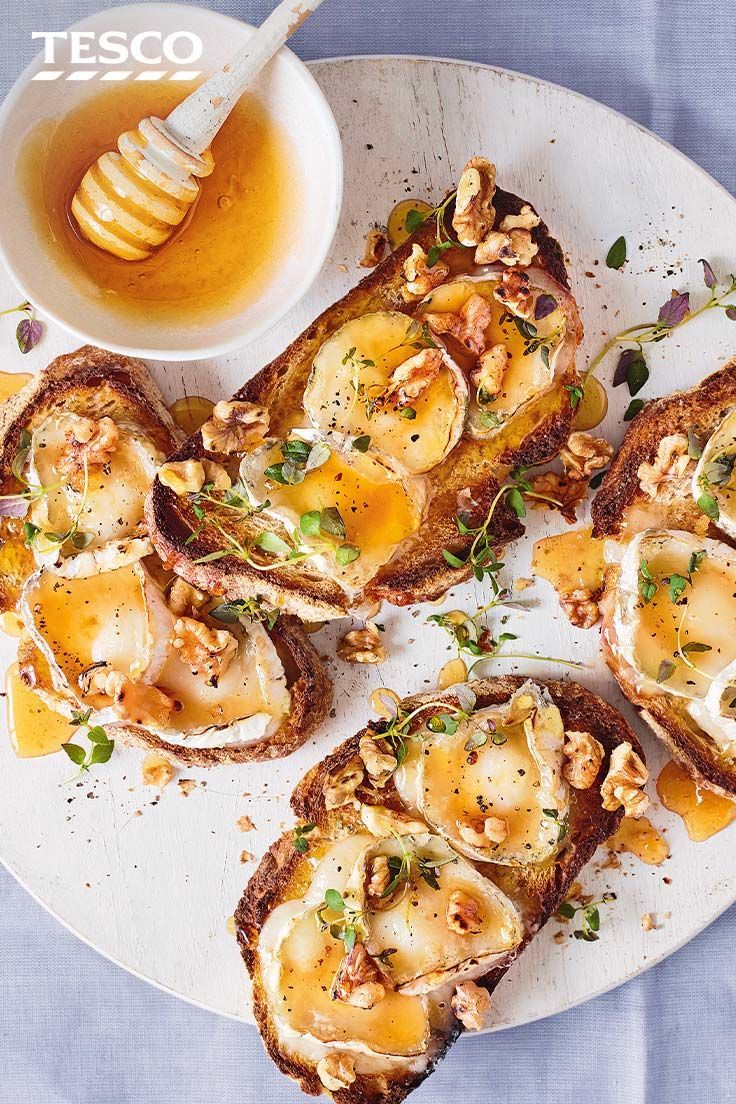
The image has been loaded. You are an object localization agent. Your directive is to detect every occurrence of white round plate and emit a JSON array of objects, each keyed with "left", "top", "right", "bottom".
[{"left": 1, "top": 56, "right": 735, "bottom": 1030}]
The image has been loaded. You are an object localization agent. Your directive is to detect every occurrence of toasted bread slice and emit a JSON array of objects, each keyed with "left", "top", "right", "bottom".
[
  {"left": 236, "top": 677, "right": 643, "bottom": 1102},
  {"left": 592, "top": 358, "right": 736, "bottom": 797},
  {"left": 148, "top": 173, "right": 583, "bottom": 621},
  {"left": 1, "top": 346, "right": 332, "bottom": 766},
  {"left": 0, "top": 345, "right": 181, "bottom": 613}
]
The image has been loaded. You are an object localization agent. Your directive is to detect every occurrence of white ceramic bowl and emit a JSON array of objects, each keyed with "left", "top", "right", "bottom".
[{"left": 0, "top": 3, "right": 342, "bottom": 360}]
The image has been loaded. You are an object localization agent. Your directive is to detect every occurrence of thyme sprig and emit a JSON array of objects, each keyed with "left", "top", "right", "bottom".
[
  {"left": 209, "top": 596, "right": 279, "bottom": 630},
  {"left": 557, "top": 892, "right": 617, "bottom": 942},
  {"left": 381, "top": 835, "right": 458, "bottom": 901},
  {"left": 442, "top": 466, "right": 562, "bottom": 588},
  {"left": 62, "top": 709, "right": 114, "bottom": 773},
  {"left": 316, "top": 889, "right": 365, "bottom": 953},
  {"left": 585, "top": 261, "right": 736, "bottom": 395},
  {"left": 11, "top": 445, "right": 92, "bottom": 554}
]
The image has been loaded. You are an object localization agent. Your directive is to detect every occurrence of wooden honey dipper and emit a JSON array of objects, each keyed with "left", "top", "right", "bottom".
[{"left": 71, "top": 0, "right": 325, "bottom": 261}]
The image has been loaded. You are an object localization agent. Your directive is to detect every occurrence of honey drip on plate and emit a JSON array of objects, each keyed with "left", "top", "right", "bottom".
[
  {"left": 532, "top": 526, "right": 607, "bottom": 596},
  {"left": 606, "top": 816, "right": 670, "bottom": 865},
  {"left": 386, "top": 198, "right": 433, "bottom": 250},
  {"left": 0, "top": 372, "right": 32, "bottom": 403},
  {"left": 657, "top": 760, "right": 736, "bottom": 841},
  {"left": 5, "top": 663, "right": 70, "bottom": 758},
  {"left": 169, "top": 395, "right": 214, "bottom": 436}
]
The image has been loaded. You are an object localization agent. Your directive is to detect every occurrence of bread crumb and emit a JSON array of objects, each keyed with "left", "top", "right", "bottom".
[
  {"left": 141, "top": 752, "right": 174, "bottom": 789},
  {"left": 236, "top": 815, "right": 255, "bottom": 832},
  {"left": 513, "top": 577, "right": 534, "bottom": 591},
  {"left": 178, "top": 779, "right": 196, "bottom": 796},
  {"left": 336, "top": 263, "right": 348, "bottom": 272},
  {"left": 226, "top": 915, "right": 236, "bottom": 935},
  {"left": 641, "top": 912, "right": 660, "bottom": 931},
  {"left": 553, "top": 931, "right": 566, "bottom": 944},
  {"left": 240, "top": 850, "right": 254, "bottom": 864}
]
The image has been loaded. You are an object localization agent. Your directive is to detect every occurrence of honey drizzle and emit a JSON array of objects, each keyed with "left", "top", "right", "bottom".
[
  {"left": 5, "top": 664, "right": 70, "bottom": 758},
  {"left": 606, "top": 815, "right": 670, "bottom": 865},
  {"left": 657, "top": 760, "right": 736, "bottom": 841}
]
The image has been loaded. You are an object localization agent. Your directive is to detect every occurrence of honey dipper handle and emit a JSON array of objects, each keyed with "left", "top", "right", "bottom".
[{"left": 164, "top": 0, "right": 326, "bottom": 156}]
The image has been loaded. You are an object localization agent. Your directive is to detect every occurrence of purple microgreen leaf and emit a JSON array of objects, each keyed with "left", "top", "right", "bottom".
[
  {"left": 657, "top": 291, "right": 690, "bottom": 328},
  {"left": 726, "top": 306, "right": 736, "bottom": 322},
  {"left": 613, "top": 348, "right": 638, "bottom": 387},
  {"left": 16, "top": 317, "right": 43, "bottom": 355},
  {"left": 534, "top": 293, "right": 557, "bottom": 321},
  {"left": 0, "top": 495, "right": 29, "bottom": 518},
  {"left": 699, "top": 258, "right": 717, "bottom": 289}
]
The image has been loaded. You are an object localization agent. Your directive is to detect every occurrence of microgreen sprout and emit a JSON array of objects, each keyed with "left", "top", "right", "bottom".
[
  {"left": 293, "top": 822, "right": 317, "bottom": 854},
  {"left": 556, "top": 892, "right": 617, "bottom": 942},
  {"left": 62, "top": 709, "right": 114, "bottom": 774},
  {"left": 0, "top": 301, "right": 43, "bottom": 354}
]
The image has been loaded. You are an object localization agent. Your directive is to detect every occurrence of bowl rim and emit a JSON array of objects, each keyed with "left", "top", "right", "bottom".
[{"left": 0, "top": 1, "right": 343, "bottom": 361}]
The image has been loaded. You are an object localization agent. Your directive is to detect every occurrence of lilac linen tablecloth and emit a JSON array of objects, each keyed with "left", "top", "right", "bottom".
[{"left": 1, "top": 2, "right": 734, "bottom": 1101}]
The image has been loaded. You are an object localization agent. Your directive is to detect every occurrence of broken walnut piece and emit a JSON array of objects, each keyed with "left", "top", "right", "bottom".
[
  {"left": 600, "top": 742, "right": 649, "bottom": 817},
  {"left": 107, "top": 674, "right": 176, "bottom": 728},
  {"left": 57, "top": 416, "right": 120, "bottom": 491},
  {"left": 561, "top": 432, "right": 614, "bottom": 482},
  {"left": 425, "top": 292, "right": 493, "bottom": 358},
  {"left": 167, "top": 577, "right": 208, "bottom": 618},
  {"left": 637, "top": 433, "right": 692, "bottom": 499},
  {"left": 338, "top": 622, "right": 386, "bottom": 664},
  {"left": 475, "top": 227, "right": 539, "bottom": 268},
  {"left": 367, "top": 854, "right": 391, "bottom": 900},
  {"left": 446, "top": 889, "right": 484, "bottom": 935},
  {"left": 201, "top": 458, "right": 232, "bottom": 490},
  {"left": 452, "top": 980, "right": 493, "bottom": 1031},
  {"left": 316, "top": 1053, "right": 356, "bottom": 1092},
  {"left": 560, "top": 589, "right": 601, "bottom": 629},
  {"left": 401, "top": 244, "right": 450, "bottom": 302},
  {"left": 379, "top": 347, "right": 444, "bottom": 407},
  {"left": 529, "top": 471, "right": 588, "bottom": 524},
  {"left": 457, "top": 814, "right": 508, "bottom": 848},
  {"left": 471, "top": 343, "right": 508, "bottom": 400},
  {"left": 493, "top": 269, "right": 533, "bottom": 314},
  {"left": 200, "top": 400, "right": 270, "bottom": 455},
  {"left": 359, "top": 224, "right": 388, "bottom": 267},
  {"left": 499, "top": 204, "right": 541, "bottom": 233},
  {"left": 158, "top": 459, "right": 205, "bottom": 495},
  {"left": 141, "top": 752, "right": 174, "bottom": 789},
  {"left": 172, "top": 616, "right": 238, "bottom": 686},
  {"left": 452, "top": 157, "right": 497, "bottom": 247},
  {"left": 358, "top": 733, "right": 397, "bottom": 786},
  {"left": 331, "top": 943, "right": 386, "bottom": 1009},
  {"left": 562, "top": 730, "right": 605, "bottom": 789},
  {"left": 323, "top": 756, "right": 364, "bottom": 810}
]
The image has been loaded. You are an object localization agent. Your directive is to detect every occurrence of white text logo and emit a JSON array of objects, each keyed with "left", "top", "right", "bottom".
[{"left": 31, "top": 31, "right": 203, "bottom": 81}]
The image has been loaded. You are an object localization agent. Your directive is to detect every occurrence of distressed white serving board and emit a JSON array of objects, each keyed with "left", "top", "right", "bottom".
[{"left": 1, "top": 56, "right": 735, "bottom": 1030}]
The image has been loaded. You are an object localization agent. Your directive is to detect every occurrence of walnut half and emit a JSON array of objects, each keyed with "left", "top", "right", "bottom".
[
  {"left": 637, "top": 434, "right": 692, "bottom": 499},
  {"left": 560, "top": 588, "right": 601, "bottom": 629},
  {"left": 316, "top": 1053, "right": 356, "bottom": 1092},
  {"left": 172, "top": 616, "right": 238, "bottom": 686},
  {"left": 338, "top": 623, "right": 386, "bottom": 664},
  {"left": 323, "top": 757, "right": 364, "bottom": 810},
  {"left": 562, "top": 730, "right": 604, "bottom": 789},
  {"left": 200, "top": 401, "right": 269, "bottom": 455},
  {"left": 358, "top": 734, "right": 397, "bottom": 786},
  {"left": 331, "top": 943, "right": 386, "bottom": 1008},
  {"left": 452, "top": 157, "right": 497, "bottom": 247},
  {"left": 401, "top": 244, "right": 449, "bottom": 302},
  {"left": 561, "top": 432, "right": 614, "bottom": 482},
  {"left": 446, "top": 889, "right": 484, "bottom": 935},
  {"left": 600, "top": 742, "right": 649, "bottom": 817},
  {"left": 452, "top": 980, "right": 493, "bottom": 1031}
]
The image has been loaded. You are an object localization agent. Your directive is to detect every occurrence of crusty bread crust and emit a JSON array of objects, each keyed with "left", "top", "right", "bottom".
[
  {"left": 591, "top": 357, "right": 736, "bottom": 539},
  {"left": 592, "top": 357, "right": 736, "bottom": 796},
  {"left": 148, "top": 187, "right": 583, "bottom": 620},
  {"left": 4, "top": 346, "right": 332, "bottom": 765},
  {"left": 236, "top": 677, "right": 640, "bottom": 1102}
]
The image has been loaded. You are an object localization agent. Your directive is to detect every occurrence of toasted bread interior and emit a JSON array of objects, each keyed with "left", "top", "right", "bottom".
[{"left": 237, "top": 677, "right": 642, "bottom": 1103}]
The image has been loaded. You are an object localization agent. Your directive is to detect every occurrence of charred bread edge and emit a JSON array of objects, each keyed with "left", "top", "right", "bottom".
[
  {"left": 236, "top": 676, "right": 640, "bottom": 1102},
  {"left": 591, "top": 357, "right": 736, "bottom": 538},
  {"left": 148, "top": 187, "right": 581, "bottom": 616}
]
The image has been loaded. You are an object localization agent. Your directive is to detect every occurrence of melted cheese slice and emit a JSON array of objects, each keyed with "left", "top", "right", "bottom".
[
  {"left": 415, "top": 276, "right": 566, "bottom": 435},
  {"left": 354, "top": 834, "right": 522, "bottom": 994},
  {"left": 20, "top": 561, "right": 289, "bottom": 746},
  {"left": 27, "top": 414, "right": 163, "bottom": 558},
  {"left": 239, "top": 434, "right": 425, "bottom": 591},
  {"left": 394, "top": 686, "right": 568, "bottom": 865},
  {"left": 693, "top": 408, "right": 736, "bottom": 539},
  {"left": 273, "top": 906, "right": 430, "bottom": 1056},
  {"left": 613, "top": 530, "right": 736, "bottom": 701},
  {"left": 303, "top": 311, "right": 468, "bottom": 474}
]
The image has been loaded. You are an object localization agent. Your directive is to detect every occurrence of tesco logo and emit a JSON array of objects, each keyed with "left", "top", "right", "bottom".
[{"left": 30, "top": 30, "right": 203, "bottom": 81}]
